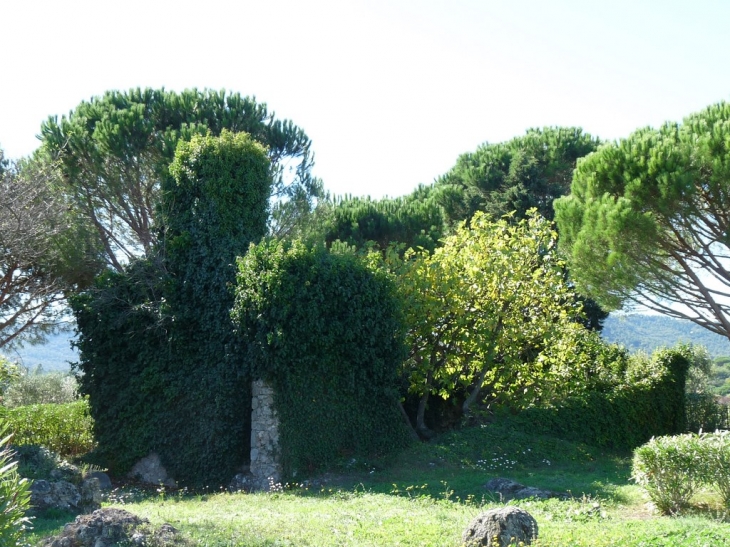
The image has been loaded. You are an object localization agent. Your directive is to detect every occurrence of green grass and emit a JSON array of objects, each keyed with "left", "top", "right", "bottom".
[{"left": 26, "top": 419, "right": 730, "bottom": 546}]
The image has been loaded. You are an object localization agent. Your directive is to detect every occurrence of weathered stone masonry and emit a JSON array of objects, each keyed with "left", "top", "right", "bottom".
[{"left": 249, "top": 379, "right": 282, "bottom": 490}]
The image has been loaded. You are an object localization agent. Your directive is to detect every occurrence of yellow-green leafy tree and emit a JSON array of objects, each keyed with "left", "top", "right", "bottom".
[{"left": 395, "top": 211, "right": 581, "bottom": 436}]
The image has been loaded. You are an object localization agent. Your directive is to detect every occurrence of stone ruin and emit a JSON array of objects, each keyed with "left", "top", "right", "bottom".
[{"left": 130, "top": 378, "right": 283, "bottom": 492}]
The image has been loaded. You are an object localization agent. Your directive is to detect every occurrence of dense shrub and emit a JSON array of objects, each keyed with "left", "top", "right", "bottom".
[
  {"left": 633, "top": 431, "right": 730, "bottom": 513},
  {"left": 2, "top": 366, "right": 78, "bottom": 408},
  {"left": 508, "top": 346, "right": 690, "bottom": 450},
  {"left": 234, "top": 240, "right": 412, "bottom": 478},
  {"left": 0, "top": 424, "right": 31, "bottom": 546},
  {"left": 72, "top": 131, "right": 272, "bottom": 488},
  {"left": 632, "top": 434, "right": 703, "bottom": 514},
  {"left": 683, "top": 345, "right": 730, "bottom": 432},
  {"left": 0, "top": 400, "right": 95, "bottom": 458},
  {"left": 700, "top": 431, "right": 730, "bottom": 508}
]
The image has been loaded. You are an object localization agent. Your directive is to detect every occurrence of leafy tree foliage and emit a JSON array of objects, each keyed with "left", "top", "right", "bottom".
[
  {"left": 318, "top": 127, "right": 607, "bottom": 330},
  {"left": 233, "top": 240, "right": 411, "bottom": 477},
  {"left": 394, "top": 211, "right": 582, "bottom": 436},
  {"left": 72, "top": 131, "right": 271, "bottom": 488},
  {"left": 555, "top": 102, "right": 730, "bottom": 340},
  {"left": 435, "top": 127, "right": 607, "bottom": 331},
  {"left": 2, "top": 364, "right": 78, "bottom": 408},
  {"left": 0, "top": 149, "right": 102, "bottom": 349},
  {"left": 320, "top": 128, "right": 597, "bottom": 254},
  {"left": 320, "top": 185, "right": 449, "bottom": 253},
  {"left": 41, "top": 88, "right": 321, "bottom": 270},
  {"left": 711, "top": 357, "right": 730, "bottom": 396},
  {"left": 436, "top": 127, "right": 599, "bottom": 223}
]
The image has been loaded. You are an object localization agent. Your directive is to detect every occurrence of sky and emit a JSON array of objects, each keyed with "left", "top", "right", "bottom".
[{"left": 2, "top": 0, "right": 730, "bottom": 200}]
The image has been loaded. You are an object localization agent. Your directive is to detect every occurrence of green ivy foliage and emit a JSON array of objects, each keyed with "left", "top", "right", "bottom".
[
  {"left": 72, "top": 131, "right": 271, "bottom": 488},
  {"left": 71, "top": 259, "right": 169, "bottom": 472},
  {"left": 233, "top": 241, "right": 412, "bottom": 478},
  {"left": 508, "top": 346, "right": 690, "bottom": 450}
]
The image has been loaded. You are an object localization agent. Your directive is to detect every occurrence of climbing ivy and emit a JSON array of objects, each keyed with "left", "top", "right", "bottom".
[
  {"left": 233, "top": 241, "right": 412, "bottom": 478},
  {"left": 72, "top": 131, "right": 271, "bottom": 488},
  {"left": 508, "top": 345, "right": 690, "bottom": 450}
]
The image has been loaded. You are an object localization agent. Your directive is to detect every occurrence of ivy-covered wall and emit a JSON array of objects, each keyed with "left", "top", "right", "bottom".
[
  {"left": 233, "top": 241, "right": 413, "bottom": 478},
  {"left": 508, "top": 346, "right": 690, "bottom": 450},
  {"left": 72, "top": 131, "right": 272, "bottom": 488}
]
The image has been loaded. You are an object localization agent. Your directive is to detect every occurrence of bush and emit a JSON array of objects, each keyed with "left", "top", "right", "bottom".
[
  {"left": 2, "top": 366, "right": 78, "bottom": 408},
  {"left": 0, "top": 400, "right": 95, "bottom": 458},
  {"left": 700, "top": 431, "right": 730, "bottom": 508},
  {"left": 0, "top": 424, "right": 31, "bottom": 546},
  {"left": 632, "top": 433, "right": 704, "bottom": 514},
  {"left": 633, "top": 431, "right": 730, "bottom": 513}
]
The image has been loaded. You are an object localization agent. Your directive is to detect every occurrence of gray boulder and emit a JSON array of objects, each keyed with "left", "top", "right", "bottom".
[
  {"left": 30, "top": 480, "right": 80, "bottom": 513},
  {"left": 463, "top": 506, "right": 538, "bottom": 547},
  {"left": 30, "top": 477, "right": 103, "bottom": 514},
  {"left": 484, "top": 477, "right": 567, "bottom": 501},
  {"left": 39, "top": 507, "right": 190, "bottom": 547},
  {"left": 128, "top": 452, "right": 177, "bottom": 488},
  {"left": 80, "top": 477, "right": 103, "bottom": 512},
  {"left": 84, "top": 470, "right": 113, "bottom": 490}
]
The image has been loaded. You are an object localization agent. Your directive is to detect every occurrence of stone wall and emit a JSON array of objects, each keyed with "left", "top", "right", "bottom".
[{"left": 249, "top": 379, "right": 281, "bottom": 490}]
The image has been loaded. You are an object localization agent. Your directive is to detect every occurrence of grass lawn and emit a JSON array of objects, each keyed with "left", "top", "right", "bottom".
[{"left": 27, "top": 420, "right": 730, "bottom": 546}]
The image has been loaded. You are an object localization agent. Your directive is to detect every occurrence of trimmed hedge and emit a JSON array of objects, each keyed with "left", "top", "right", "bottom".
[
  {"left": 233, "top": 241, "right": 412, "bottom": 478},
  {"left": 0, "top": 400, "right": 95, "bottom": 458},
  {"left": 507, "top": 346, "right": 690, "bottom": 450}
]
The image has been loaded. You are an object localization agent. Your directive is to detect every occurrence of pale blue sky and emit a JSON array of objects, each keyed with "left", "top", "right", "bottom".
[{"left": 2, "top": 0, "right": 729, "bottom": 199}]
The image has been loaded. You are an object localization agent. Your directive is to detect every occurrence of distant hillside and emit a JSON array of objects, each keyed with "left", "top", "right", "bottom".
[
  {"left": 602, "top": 314, "right": 730, "bottom": 358},
  {"left": 3, "top": 331, "right": 78, "bottom": 372}
]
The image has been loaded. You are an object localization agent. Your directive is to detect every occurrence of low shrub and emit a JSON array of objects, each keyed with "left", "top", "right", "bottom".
[
  {"left": 632, "top": 433, "right": 703, "bottom": 514},
  {"left": 633, "top": 431, "right": 730, "bottom": 513},
  {"left": 700, "top": 430, "right": 730, "bottom": 508},
  {"left": 2, "top": 366, "right": 78, "bottom": 408},
  {"left": 0, "top": 400, "right": 95, "bottom": 458},
  {"left": 0, "top": 423, "right": 32, "bottom": 546}
]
